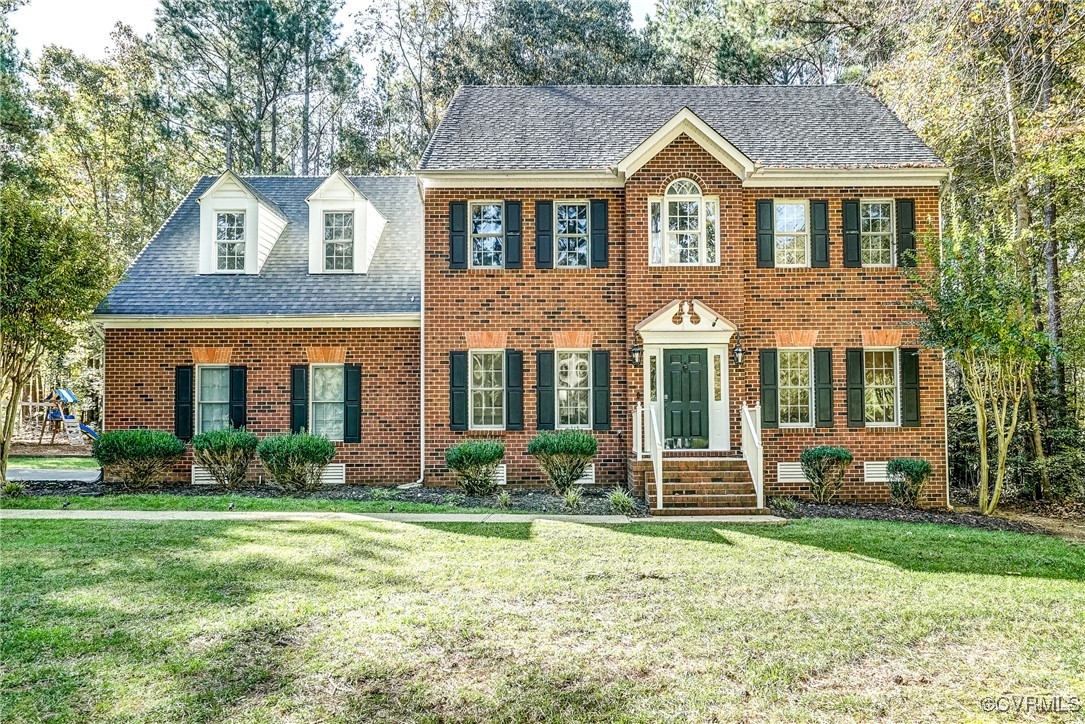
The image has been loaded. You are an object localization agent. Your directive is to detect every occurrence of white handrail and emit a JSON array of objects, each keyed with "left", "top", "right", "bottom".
[
  {"left": 633, "top": 402, "right": 644, "bottom": 458},
  {"left": 741, "top": 402, "right": 764, "bottom": 510},
  {"left": 648, "top": 404, "right": 664, "bottom": 510}
]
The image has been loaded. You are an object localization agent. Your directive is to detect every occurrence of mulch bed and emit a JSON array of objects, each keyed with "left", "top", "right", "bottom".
[
  {"left": 13, "top": 479, "right": 649, "bottom": 517},
  {"left": 9, "top": 442, "right": 93, "bottom": 458},
  {"left": 772, "top": 499, "right": 1049, "bottom": 536}
]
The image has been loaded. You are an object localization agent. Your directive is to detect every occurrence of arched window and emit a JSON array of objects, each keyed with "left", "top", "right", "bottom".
[{"left": 649, "top": 179, "right": 719, "bottom": 266}]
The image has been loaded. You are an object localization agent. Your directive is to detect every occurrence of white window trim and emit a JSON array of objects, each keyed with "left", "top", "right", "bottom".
[
  {"left": 864, "top": 347, "right": 901, "bottom": 428},
  {"left": 195, "top": 364, "right": 230, "bottom": 434},
  {"left": 555, "top": 348, "right": 592, "bottom": 429},
  {"left": 468, "top": 348, "right": 505, "bottom": 430},
  {"left": 777, "top": 347, "right": 814, "bottom": 428},
  {"left": 860, "top": 198, "right": 896, "bottom": 267},
  {"left": 468, "top": 200, "right": 505, "bottom": 269},
  {"left": 214, "top": 210, "right": 247, "bottom": 274},
  {"left": 309, "top": 363, "right": 345, "bottom": 442},
  {"left": 321, "top": 210, "right": 356, "bottom": 274},
  {"left": 773, "top": 198, "right": 811, "bottom": 268},
  {"left": 647, "top": 180, "right": 722, "bottom": 268},
  {"left": 554, "top": 200, "right": 590, "bottom": 269}
]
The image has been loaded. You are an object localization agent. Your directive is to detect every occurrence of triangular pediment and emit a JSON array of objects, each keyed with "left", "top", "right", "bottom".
[
  {"left": 635, "top": 300, "right": 737, "bottom": 344},
  {"left": 306, "top": 171, "right": 368, "bottom": 203},
  {"left": 617, "top": 107, "right": 755, "bottom": 180}
]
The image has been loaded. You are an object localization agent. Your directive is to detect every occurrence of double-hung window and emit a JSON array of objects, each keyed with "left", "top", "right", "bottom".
[
  {"left": 649, "top": 179, "right": 719, "bottom": 266},
  {"left": 778, "top": 349, "right": 813, "bottom": 427},
  {"left": 470, "top": 202, "right": 504, "bottom": 268},
  {"left": 196, "top": 366, "right": 230, "bottom": 433},
  {"left": 323, "top": 211, "right": 354, "bottom": 271},
  {"left": 864, "top": 349, "right": 898, "bottom": 426},
  {"left": 860, "top": 200, "right": 894, "bottom": 266},
  {"left": 216, "top": 212, "right": 246, "bottom": 271},
  {"left": 555, "top": 202, "right": 589, "bottom": 268},
  {"left": 774, "top": 200, "right": 809, "bottom": 267},
  {"left": 469, "top": 350, "right": 504, "bottom": 429},
  {"left": 556, "top": 350, "right": 591, "bottom": 428},
  {"left": 311, "top": 364, "right": 345, "bottom": 441}
]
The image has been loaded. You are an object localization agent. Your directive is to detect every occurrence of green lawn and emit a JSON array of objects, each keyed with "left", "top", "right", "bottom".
[
  {"left": 2, "top": 518, "right": 1082, "bottom": 722},
  {"left": 7, "top": 456, "right": 99, "bottom": 470}
]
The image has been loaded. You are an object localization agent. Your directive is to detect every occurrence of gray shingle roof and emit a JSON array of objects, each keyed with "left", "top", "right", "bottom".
[
  {"left": 419, "top": 85, "right": 943, "bottom": 171},
  {"left": 96, "top": 176, "right": 421, "bottom": 317}
]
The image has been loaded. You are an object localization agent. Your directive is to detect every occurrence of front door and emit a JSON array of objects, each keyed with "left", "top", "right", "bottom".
[{"left": 663, "top": 348, "right": 709, "bottom": 449}]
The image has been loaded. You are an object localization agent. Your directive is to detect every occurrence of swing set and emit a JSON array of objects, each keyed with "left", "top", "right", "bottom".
[{"left": 38, "top": 389, "right": 99, "bottom": 445}]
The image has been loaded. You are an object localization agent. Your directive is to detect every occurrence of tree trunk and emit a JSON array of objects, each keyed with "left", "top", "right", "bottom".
[
  {"left": 271, "top": 104, "right": 278, "bottom": 174},
  {"left": 302, "top": 33, "right": 311, "bottom": 176}
]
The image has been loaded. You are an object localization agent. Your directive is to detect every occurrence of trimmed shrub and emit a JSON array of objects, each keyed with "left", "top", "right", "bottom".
[
  {"left": 445, "top": 440, "right": 505, "bottom": 496},
  {"left": 526, "top": 430, "right": 598, "bottom": 494},
  {"left": 608, "top": 486, "right": 636, "bottom": 515},
  {"left": 2, "top": 481, "right": 27, "bottom": 498},
  {"left": 92, "top": 429, "right": 186, "bottom": 488},
  {"left": 190, "top": 427, "right": 258, "bottom": 489},
  {"left": 800, "top": 446, "right": 854, "bottom": 503},
  {"left": 257, "top": 433, "right": 336, "bottom": 491},
  {"left": 887, "top": 457, "right": 933, "bottom": 507}
]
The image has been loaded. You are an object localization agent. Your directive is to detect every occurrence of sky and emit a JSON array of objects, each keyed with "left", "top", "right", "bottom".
[{"left": 9, "top": 0, "right": 657, "bottom": 60}]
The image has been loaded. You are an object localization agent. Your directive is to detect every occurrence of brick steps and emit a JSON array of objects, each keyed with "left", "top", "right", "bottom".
[
  {"left": 660, "top": 481, "right": 754, "bottom": 495},
  {"left": 663, "top": 471, "right": 752, "bottom": 485},
  {"left": 649, "top": 493, "right": 758, "bottom": 507},
  {"left": 651, "top": 506, "right": 771, "bottom": 517},
  {"left": 645, "top": 456, "right": 770, "bottom": 517}
]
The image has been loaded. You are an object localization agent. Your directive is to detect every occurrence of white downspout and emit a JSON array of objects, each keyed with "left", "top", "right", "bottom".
[{"left": 414, "top": 176, "right": 426, "bottom": 486}]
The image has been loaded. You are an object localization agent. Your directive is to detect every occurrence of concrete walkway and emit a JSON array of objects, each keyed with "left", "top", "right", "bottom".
[
  {"left": 0, "top": 509, "right": 785, "bottom": 525},
  {"left": 6, "top": 468, "right": 100, "bottom": 482}
]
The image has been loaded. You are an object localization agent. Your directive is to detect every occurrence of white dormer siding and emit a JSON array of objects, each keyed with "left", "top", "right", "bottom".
[
  {"left": 197, "top": 171, "right": 287, "bottom": 275},
  {"left": 306, "top": 172, "right": 386, "bottom": 275}
]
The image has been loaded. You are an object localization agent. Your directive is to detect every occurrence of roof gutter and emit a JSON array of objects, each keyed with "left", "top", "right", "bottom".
[{"left": 93, "top": 313, "right": 421, "bottom": 329}]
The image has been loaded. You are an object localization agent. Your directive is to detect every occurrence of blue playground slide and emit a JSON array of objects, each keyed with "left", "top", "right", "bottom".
[{"left": 79, "top": 423, "right": 99, "bottom": 440}]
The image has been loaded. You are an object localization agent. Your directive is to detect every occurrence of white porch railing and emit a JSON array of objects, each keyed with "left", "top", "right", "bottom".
[
  {"left": 648, "top": 405, "right": 664, "bottom": 510},
  {"left": 632, "top": 402, "right": 665, "bottom": 510},
  {"left": 740, "top": 402, "right": 764, "bottom": 510}
]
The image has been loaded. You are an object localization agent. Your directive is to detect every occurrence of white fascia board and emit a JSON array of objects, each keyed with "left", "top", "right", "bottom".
[
  {"left": 743, "top": 167, "right": 950, "bottom": 188},
  {"left": 417, "top": 169, "right": 624, "bottom": 189},
  {"left": 94, "top": 313, "right": 421, "bottom": 329},
  {"left": 617, "top": 107, "right": 756, "bottom": 179},
  {"left": 306, "top": 171, "right": 369, "bottom": 202}
]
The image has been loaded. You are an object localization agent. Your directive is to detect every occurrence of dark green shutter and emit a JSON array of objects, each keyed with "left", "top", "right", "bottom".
[
  {"left": 449, "top": 351, "right": 468, "bottom": 431},
  {"left": 590, "top": 199, "right": 608, "bottom": 268},
  {"left": 896, "top": 198, "right": 916, "bottom": 267},
  {"left": 535, "top": 201, "right": 554, "bottom": 268},
  {"left": 811, "top": 200, "right": 829, "bottom": 268},
  {"left": 843, "top": 200, "right": 861, "bottom": 267},
  {"left": 814, "top": 349, "right": 833, "bottom": 428},
  {"left": 228, "top": 365, "right": 247, "bottom": 429},
  {"left": 591, "top": 350, "right": 610, "bottom": 430},
  {"left": 174, "top": 365, "right": 194, "bottom": 441},
  {"left": 290, "top": 365, "right": 308, "bottom": 433},
  {"left": 845, "top": 349, "right": 865, "bottom": 427},
  {"left": 756, "top": 199, "right": 775, "bottom": 268},
  {"left": 505, "top": 349, "right": 523, "bottom": 430},
  {"left": 505, "top": 201, "right": 522, "bottom": 269},
  {"left": 759, "top": 349, "right": 778, "bottom": 429},
  {"left": 536, "top": 350, "right": 555, "bottom": 429},
  {"left": 901, "top": 348, "right": 920, "bottom": 427},
  {"left": 344, "top": 363, "right": 362, "bottom": 442},
  {"left": 449, "top": 201, "right": 467, "bottom": 269}
]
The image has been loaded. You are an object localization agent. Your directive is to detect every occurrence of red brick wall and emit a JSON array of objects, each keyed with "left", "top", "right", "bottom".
[{"left": 103, "top": 327, "right": 420, "bottom": 485}]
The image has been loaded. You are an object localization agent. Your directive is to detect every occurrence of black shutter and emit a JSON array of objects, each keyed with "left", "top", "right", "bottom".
[
  {"left": 174, "top": 365, "right": 194, "bottom": 441},
  {"left": 536, "top": 350, "right": 555, "bottom": 429},
  {"left": 814, "top": 349, "right": 833, "bottom": 428},
  {"left": 505, "top": 200, "right": 522, "bottom": 269},
  {"left": 845, "top": 349, "right": 865, "bottom": 428},
  {"left": 344, "top": 363, "right": 362, "bottom": 442},
  {"left": 505, "top": 349, "right": 523, "bottom": 430},
  {"left": 591, "top": 350, "right": 610, "bottom": 430},
  {"left": 811, "top": 200, "right": 829, "bottom": 268},
  {"left": 843, "top": 200, "right": 861, "bottom": 268},
  {"left": 901, "top": 348, "right": 920, "bottom": 427},
  {"left": 290, "top": 365, "right": 308, "bottom": 433},
  {"left": 590, "top": 199, "right": 609, "bottom": 268},
  {"left": 535, "top": 200, "right": 554, "bottom": 269},
  {"left": 449, "top": 201, "right": 467, "bottom": 269},
  {"left": 449, "top": 351, "right": 468, "bottom": 431},
  {"left": 756, "top": 199, "right": 775, "bottom": 268},
  {"left": 759, "top": 349, "right": 778, "bottom": 429},
  {"left": 228, "top": 365, "right": 247, "bottom": 429},
  {"left": 897, "top": 198, "right": 916, "bottom": 267}
]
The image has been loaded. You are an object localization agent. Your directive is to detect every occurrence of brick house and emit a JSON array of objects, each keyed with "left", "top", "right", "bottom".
[{"left": 95, "top": 85, "right": 950, "bottom": 513}]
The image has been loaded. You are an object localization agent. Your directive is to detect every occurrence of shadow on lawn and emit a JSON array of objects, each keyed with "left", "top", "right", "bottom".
[{"left": 411, "top": 522, "right": 535, "bottom": 540}]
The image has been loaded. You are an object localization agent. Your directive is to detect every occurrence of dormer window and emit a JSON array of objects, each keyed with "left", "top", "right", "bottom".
[
  {"left": 216, "top": 212, "right": 246, "bottom": 272},
  {"left": 323, "top": 211, "right": 354, "bottom": 271},
  {"left": 649, "top": 179, "right": 719, "bottom": 266}
]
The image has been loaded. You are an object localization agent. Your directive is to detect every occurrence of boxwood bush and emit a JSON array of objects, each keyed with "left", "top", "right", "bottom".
[
  {"left": 191, "top": 427, "right": 259, "bottom": 489},
  {"left": 445, "top": 439, "right": 505, "bottom": 496},
  {"left": 886, "top": 457, "right": 932, "bottom": 507},
  {"left": 799, "top": 446, "right": 854, "bottom": 503},
  {"left": 526, "top": 430, "right": 597, "bottom": 494},
  {"left": 257, "top": 432, "right": 337, "bottom": 491},
  {"left": 92, "top": 429, "right": 186, "bottom": 488}
]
